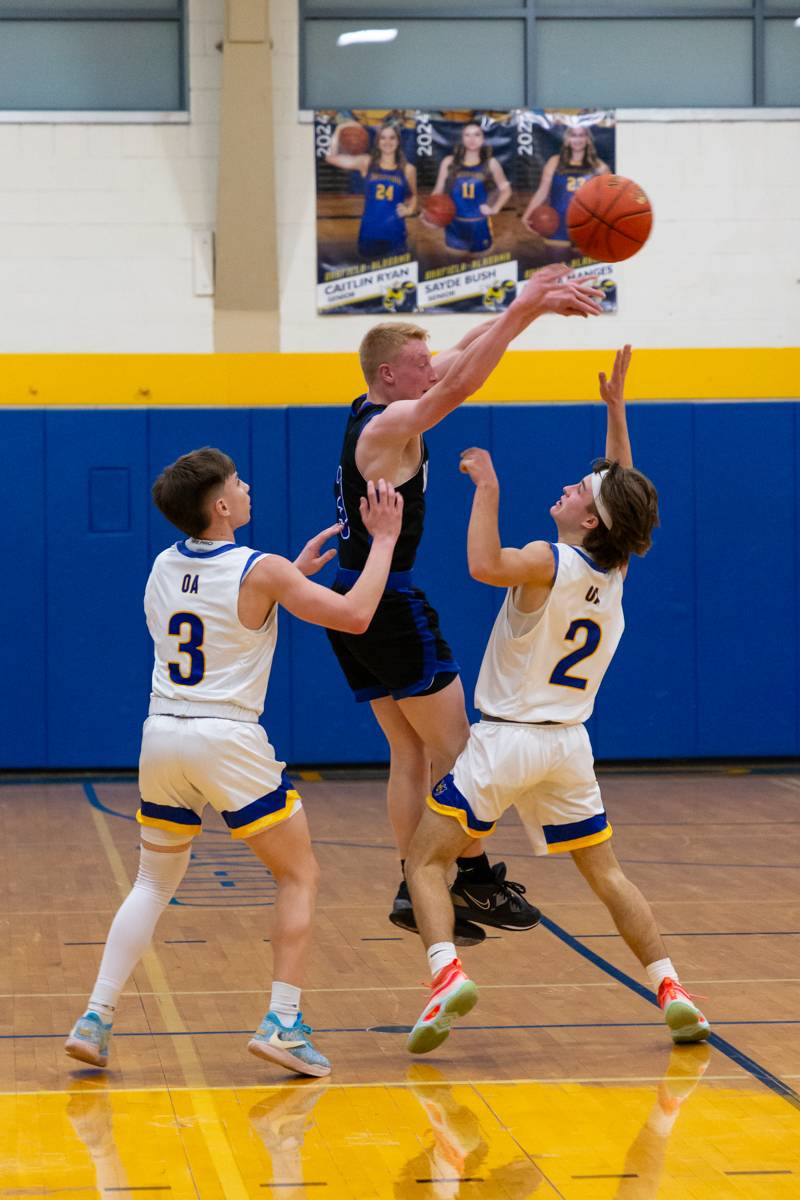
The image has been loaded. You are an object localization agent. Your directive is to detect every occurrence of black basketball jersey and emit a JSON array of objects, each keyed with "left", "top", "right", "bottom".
[{"left": 334, "top": 394, "right": 428, "bottom": 573}]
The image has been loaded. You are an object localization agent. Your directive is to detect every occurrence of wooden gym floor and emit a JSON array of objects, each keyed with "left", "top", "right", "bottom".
[{"left": 1, "top": 766, "right": 799, "bottom": 1197}]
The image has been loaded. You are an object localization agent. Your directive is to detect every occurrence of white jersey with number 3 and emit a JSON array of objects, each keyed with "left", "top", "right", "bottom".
[
  {"left": 145, "top": 538, "right": 276, "bottom": 722},
  {"left": 474, "top": 542, "right": 625, "bottom": 725}
]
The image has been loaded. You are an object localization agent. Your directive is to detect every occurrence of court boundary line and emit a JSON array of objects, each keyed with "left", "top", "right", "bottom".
[
  {"left": 0, "top": 1072, "right": 776, "bottom": 1100},
  {"left": 4, "top": 775, "right": 798, "bottom": 1120},
  {"left": 540, "top": 915, "right": 800, "bottom": 1113}
]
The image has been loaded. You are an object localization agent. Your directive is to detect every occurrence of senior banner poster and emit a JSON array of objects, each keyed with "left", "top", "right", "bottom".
[
  {"left": 315, "top": 109, "right": 420, "bottom": 315},
  {"left": 315, "top": 109, "right": 616, "bottom": 315}
]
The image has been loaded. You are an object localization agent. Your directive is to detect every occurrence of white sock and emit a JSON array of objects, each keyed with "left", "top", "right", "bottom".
[
  {"left": 646, "top": 958, "right": 678, "bottom": 992},
  {"left": 88, "top": 845, "right": 190, "bottom": 1017},
  {"left": 427, "top": 942, "right": 457, "bottom": 979},
  {"left": 86, "top": 1001, "right": 115, "bottom": 1023},
  {"left": 270, "top": 981, "right": 301, "bottom": 1026}
]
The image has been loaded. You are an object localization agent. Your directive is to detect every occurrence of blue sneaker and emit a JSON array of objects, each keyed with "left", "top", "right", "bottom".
[
  {"left": 65, "top": 1011, "right": 112, "bottom": 1068},
  {"left": 248, "top": 1012, "right": 331, "bottom": 1078}
]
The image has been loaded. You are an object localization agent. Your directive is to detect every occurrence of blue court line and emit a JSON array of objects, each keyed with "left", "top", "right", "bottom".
[
  {"left": 67, "top": 778, "right": 800, "bottom": 1111},
  {"left": 577, "top": 931, "right": 800, "bottom": 939},
  {"left": 84, "top": 782, "right": 136, "bottom": 822},
  {"left": 9, "top": 1018, "right": 800, "bottom": 1043},
  {"left": 541, "top": 915, "right": 800, "bottom": 1113}
]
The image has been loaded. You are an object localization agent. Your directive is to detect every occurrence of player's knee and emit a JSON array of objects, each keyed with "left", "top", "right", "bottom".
[
  {"left": 134, "top": 844, "right": 191, "bottom": 905},
  {"left": 388, "top": 737, "right": 428, "bottom": 777},
  {"left": 273, "top": 848, "right": 320, "bottom": 894}
]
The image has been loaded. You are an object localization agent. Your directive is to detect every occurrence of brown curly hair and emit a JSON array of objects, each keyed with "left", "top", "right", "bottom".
[{"left": 582, "top": 458, "right": 659, "bottom": 571}]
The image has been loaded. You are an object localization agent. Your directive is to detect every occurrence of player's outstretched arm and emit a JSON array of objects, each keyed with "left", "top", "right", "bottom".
[
  {"left": 368, "top": 267, "right": 604, "bottom": 442},
  {"left": 460, "top": 447, "right": 556, "bottom": 588},
  {"left": 600, "top": 344, "right": 634, "bottom": 468},
  {"left": 242, "top": 482, "right": 402, "bottom": 633},
  {"left": 431, "top": 318, "right": 500, "bottom": 383}
]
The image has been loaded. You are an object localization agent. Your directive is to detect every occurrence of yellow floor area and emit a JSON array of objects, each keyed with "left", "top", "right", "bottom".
[{"left": 3, "top": 1057, "right": 800, "bottom": 1199}]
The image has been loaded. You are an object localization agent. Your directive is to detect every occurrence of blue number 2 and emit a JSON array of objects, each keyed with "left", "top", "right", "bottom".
[
  {"left": 168, "top": 612, "right": 205, "bottom": 686},
  {"left": 549, "top": 619, "right": 601, "bottom": 691}
]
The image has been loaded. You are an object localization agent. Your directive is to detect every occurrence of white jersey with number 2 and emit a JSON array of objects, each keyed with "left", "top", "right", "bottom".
[
  {"left": 474, "top": 542, "right": 624, "bottom": 725},
  {"left": 145, "top": 537, "right": 276, "bottom": 722}
]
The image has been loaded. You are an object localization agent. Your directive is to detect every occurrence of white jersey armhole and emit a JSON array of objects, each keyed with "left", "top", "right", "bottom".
[
  {"left": 236, "top": 550, "right": 276, "bottom": 634},
  {"left": 506, "top": 541, "right": 559, "bottom": 639}
]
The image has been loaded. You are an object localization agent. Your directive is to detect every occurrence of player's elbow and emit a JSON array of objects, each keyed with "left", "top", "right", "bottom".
[
  {"left": 343, "top": 609, "right": 371, "bottom": 635},
  {"left": 468, "top": 556, "right": 497, "bottom": 585}
]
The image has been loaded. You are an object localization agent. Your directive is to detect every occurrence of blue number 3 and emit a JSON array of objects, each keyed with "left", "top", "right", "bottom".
[
  {"left": 168, "top": 612, "right": 205, "bottom": 686},
  {"left": 549, "top": 619, "right": 601, "bottom": 691}
]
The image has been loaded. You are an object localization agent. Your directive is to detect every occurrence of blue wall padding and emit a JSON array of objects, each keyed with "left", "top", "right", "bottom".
[
  {"left": 694, "top": 403, "right": 796, "bottom": 755},
  {"left": 3, "top": 401, "right": 796, "bottom": 768},
  {"left": 89, "top": 468, "right": 131, "bottom": 533},
  {"left": 45, "top": 410, "right": 152, "bottom": 766},
  {"left": 3, "top": 411, "right": 47, "bottom": 767},
  {"left": 594, "top": 402, "right": 698, "bottom": 759}
]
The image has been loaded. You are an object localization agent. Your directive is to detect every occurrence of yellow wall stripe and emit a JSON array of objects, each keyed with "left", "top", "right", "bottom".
[{"left": 0, "top": 348, "right": 797, "bottom": 407}]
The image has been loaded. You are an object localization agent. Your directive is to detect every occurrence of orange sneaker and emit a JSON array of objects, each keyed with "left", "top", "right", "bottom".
[
  {"left": 407, "top": 959, "right": 477, "bottom": 1055},
  {"left": 657, "top": 978, "right": 710, "bottom": 1045}
]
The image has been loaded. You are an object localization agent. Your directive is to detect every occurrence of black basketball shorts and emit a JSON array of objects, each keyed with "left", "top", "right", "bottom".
[{"left": 326, "top": 569, "right": 459, "bottom": 703}]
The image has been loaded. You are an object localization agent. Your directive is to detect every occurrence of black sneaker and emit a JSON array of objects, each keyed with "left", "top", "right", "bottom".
[
  {"left": 450, "top": 862, "right": 541, "bottom": 931},
  {"left": 388, "top": 880, "right": 486, "bottom": 947}
]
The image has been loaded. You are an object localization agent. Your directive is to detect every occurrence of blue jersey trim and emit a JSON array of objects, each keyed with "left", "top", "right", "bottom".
[
  {"left": 177, "top": 541, "right": 238, "bottom": 560},
  {"left": 548, "top": 542, "right": 560, "bottom": 586},
  {"left": 239, "top": 551, "right": 265, "bottom": 584},
  {"left": 352, "top": 394, "right": 384, "bottom": 419},
  {"left": 571, "top": 546, "right": 608, "bottom": 575}
]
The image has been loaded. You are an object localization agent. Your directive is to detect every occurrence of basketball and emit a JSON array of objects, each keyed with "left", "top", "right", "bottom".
[
  {"left": 338, "top": 123, "right": 370, "bottom": 155},
  {"left": 527, "top": 204, "right": 559, "bottom": 237},
  {"left": 423, "top": 193, "right": 457, "bottom": 227},
  {"left": 566, "top": 174, "right": 653, "bottom": 262}
]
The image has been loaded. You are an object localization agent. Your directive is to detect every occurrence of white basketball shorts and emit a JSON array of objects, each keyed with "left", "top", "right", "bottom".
[
  {"left": 428, "top": 719, "right": 611, "bottom": 855},
  {"left": 137, "top": 714, "right": 302, "bottom": 843}
]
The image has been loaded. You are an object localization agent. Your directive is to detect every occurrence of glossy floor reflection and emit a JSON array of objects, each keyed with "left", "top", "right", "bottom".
[
  {"left": 3, "top": 769, "right": 800, "bottom": 1196},
  {"left": 3, "top": 1051, "right": 799, "bottom": 1198}
]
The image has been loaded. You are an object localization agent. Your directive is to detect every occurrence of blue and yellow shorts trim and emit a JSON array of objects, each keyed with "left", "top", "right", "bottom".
[
  {"left": 137, "top": 772, "right": 302, "bottom": 841},
  {"left": 426, "top": 773, "right": 496, "bottom": 839},
  {"left": 543, "top": 811, "right": 612, "bottom": 854},
  {"left": 136, "top": 802, "right": 203, "bottom": 837},
  {"left": 221, "top": 773, "right": 302, "bottom": 840}
]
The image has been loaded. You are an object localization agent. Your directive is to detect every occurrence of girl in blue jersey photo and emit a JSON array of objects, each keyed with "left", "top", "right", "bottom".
[
  {"left": 522, "top": 124, "right": 610, "bottom": 247},
  {"left": 428, "top": 122, "right": 512, "bottom": 256},
  {"left": 326, "top": 121, "right": 417, "bottom": 261}
]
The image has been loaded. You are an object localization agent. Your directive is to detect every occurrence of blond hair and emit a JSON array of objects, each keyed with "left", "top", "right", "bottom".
[{"left": 358, "top": 322, "right": 428, "bottom": 385}]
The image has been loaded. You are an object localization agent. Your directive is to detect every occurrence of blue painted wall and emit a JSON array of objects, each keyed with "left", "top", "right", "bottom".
[{"left": 5, "top": 402, "right": 796, "bottom": 767}]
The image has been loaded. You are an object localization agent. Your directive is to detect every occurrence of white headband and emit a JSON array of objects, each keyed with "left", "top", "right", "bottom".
[{"left": 591, "top": 470, "right": 613, "bottom": 530}]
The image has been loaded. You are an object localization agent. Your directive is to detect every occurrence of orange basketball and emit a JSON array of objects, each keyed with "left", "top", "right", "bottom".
[
  {"left": 527, "top": 204, "right": 559, "bottom": 237},
  {"left": 423, "top": 193, "right": 457, "bottom": 227},
  {"left": 338, "top": 123, "right": 370, "bottom": 155},
  {"left": 566, "top": 174, "right": 653, "bottom": 262}
]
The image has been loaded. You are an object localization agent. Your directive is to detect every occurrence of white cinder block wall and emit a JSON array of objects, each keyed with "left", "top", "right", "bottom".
[
  {"left": 0, "top": 0, "right": 797, "bottom": 355},
  {"left": 0, "top": 0, "right": 223, "bottom": 353},
  {"left": 271, "top": 1, "right": 800, "bottom": 354}
]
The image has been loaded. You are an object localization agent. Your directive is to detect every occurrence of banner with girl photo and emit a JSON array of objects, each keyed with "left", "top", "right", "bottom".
[{"left": 314, "top": 108, "right": 617, "bottom": 316}]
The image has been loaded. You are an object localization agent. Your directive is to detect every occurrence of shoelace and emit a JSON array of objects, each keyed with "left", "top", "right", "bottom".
[
  {"left": 495, "top": 876, "right": 528, "bottom": 908},
  {"left": 662, "top": 980, "right": 708, "bottom": 1004}
]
